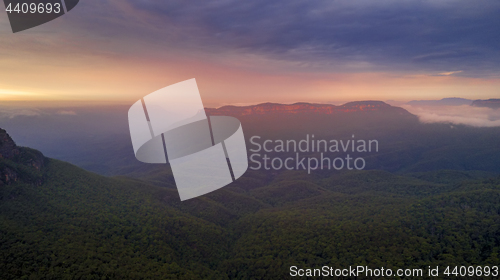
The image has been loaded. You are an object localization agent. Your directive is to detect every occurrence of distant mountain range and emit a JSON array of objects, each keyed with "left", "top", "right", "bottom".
[
  {"left": 205, "top": 98, "right": 500, "bottom": 118},
  {"left": 2, "top": 100, "right": 500, "bottom": 178},
  {"left": 406, "top": 97, "right": 473, "bottom": 106},
  {"left": 206, "top": 101, "right": 410, "bottom": 116},
  {"left": 406, "top": 97, "right": 500, "bottom": 108},
  {"left": 471, "top": 99, "right": 500, "bottom": 109}
]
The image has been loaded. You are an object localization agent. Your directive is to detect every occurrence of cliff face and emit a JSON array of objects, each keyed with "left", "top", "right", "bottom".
[
  {"left": 205, "top": 101, "right": 411, "bottom": 117},
  {"left": 0, "top": 128, "right": 45, "bottom": 186},
  {"left": 0, "top": 128, "right": 20, "bottom": 159},
  {"left": 471, "top": 99, "right": 500, "bottom": 109}
]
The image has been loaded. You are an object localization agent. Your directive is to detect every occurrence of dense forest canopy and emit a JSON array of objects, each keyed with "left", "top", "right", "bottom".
[{"left": 1, "top": 125, "right": 499, "bottom": 278}]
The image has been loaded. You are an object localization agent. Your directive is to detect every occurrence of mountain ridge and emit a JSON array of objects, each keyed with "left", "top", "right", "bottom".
[
  {"left": 405, "top": 97, "right": 500, "bottom": 109},
  {"left": 406, "top": 97, "right": 472, "bottom": 106},
  {"left": 472, "top": 99, "right": 500, "bottom": 109},
  {"left": 205, "top": 101, "right": 411, "bottom": 116}
]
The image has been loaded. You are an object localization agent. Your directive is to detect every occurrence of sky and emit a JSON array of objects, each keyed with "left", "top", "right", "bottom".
[{"left": 1, "top": 0, "right": 500, "bottom": 107}]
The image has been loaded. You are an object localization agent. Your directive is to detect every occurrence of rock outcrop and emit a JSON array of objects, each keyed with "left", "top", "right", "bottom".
[
  {"left": 0, "top": 128, "right": 20, "bottom": 159},
  {"left": 0, "top": 128, "right": 45, "bottom": 186}
]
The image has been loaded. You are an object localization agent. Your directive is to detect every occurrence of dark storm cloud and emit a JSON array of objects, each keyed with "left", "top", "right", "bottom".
[{"left": 80, "top": 0, "right": 500, "bottom": 76}]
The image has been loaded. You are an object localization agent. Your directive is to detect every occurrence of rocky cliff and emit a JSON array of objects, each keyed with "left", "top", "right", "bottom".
[{"left": 0, "top": 128, "right": 45, "bottom": 186}]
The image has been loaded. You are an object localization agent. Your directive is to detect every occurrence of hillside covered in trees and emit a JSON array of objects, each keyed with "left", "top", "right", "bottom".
[{"left": 1, "top": 128, "right": 499, "bottom": 279}]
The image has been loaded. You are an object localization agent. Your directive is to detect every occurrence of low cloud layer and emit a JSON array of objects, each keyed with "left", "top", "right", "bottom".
[
  {"left": 403, "top": 105, "right": 500, "bottom": 127},
  {"left": 0, "top": 107, "right": 77, "bottom": 118},
  {"left": 0, "top": 106, "right": 41, "bottom": 119},
  {"left": 57, "top": 110, "right": 77, "bottom": 115}
]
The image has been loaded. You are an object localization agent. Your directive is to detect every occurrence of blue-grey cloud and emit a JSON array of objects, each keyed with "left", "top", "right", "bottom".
[
  {"left": 117, "top": 0, "right": 500, "bottom": 76},
  {"left": 10, "top": 0, "right": 500, "bottom": 77}
]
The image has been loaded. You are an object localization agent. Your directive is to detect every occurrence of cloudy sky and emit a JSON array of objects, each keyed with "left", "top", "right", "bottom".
[{"left": 1, "top": 0, "right": 499, "bottom": 106}]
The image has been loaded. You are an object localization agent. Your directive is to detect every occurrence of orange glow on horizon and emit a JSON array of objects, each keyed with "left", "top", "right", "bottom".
[{"left": 1, "top": 53, "right": 499, "bottom": 108}]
